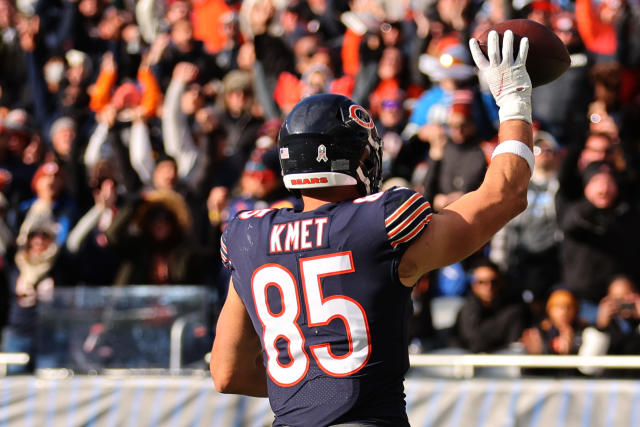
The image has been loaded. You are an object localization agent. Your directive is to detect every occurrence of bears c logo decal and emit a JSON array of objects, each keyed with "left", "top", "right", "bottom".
[{"left": 348, "top": 105, "right": 374, "bottom": 129}]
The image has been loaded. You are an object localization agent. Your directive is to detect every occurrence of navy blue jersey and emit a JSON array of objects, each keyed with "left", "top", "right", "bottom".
[{"left": 220, "top": 187, "right": 432, "bottom": 426}]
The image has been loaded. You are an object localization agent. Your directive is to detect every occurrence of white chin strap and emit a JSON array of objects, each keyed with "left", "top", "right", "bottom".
[
  {"left": 284, "top": 172, "right": 358, "bottom": 189},
  {"left": 356, "top": 166, "right": 371, "bottom": 194}
]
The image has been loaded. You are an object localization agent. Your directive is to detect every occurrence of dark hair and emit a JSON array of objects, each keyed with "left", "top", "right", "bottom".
[
  {"left": 589, "top": 62, "right": 621, "bottom": 90},
  {"left": 88, "top": 159, "right": 116, "bottom": 190},
  {"left": 469, "top": 256, "right": 501, "bottom": 275},
  {"left": 581, "top": 160, "right": 616, "bottom": 187},
  {"left": 155, "top": 153, "right": 177, "bottom": 166},
  {"left": 145, "top": 204, "right": 178, "bottom": 224}
]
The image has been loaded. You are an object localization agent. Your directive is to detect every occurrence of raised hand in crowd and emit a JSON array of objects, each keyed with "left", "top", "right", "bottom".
[
  {"left": 247, "top": 0, "right": 276, "bottom": 36},
  {"left": 172, "top": 61, "right": 199, "bottom": 84},
  {"left": 100, "top": 50, "right": 117, "bottom": 74},
  {"left": 146, "top": 32, "right": 171, "bottom": 66},
  {"left": 95, "top": 104, "right": 118, "bottom": 128},
  {"left": 93, "top": 177, "right": 117, "bottom": 209},
  {"left": 596, "top": 295, "right": 621, "bottom": 329}
]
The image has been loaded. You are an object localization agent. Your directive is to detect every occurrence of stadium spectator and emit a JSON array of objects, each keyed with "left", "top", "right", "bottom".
[
  {"left": 615, "top": 0, "right": 640, "bottom": 105},
  {"left": 241, "top": 0, "right": 296, "bottom": 112},
  {"left": 371, "top": 88, "right": 415, "bottom": 181},
  {"left": 558, "top": 161, "right": 640, "bottom": 323},
  {"left": 48, "top": 116, "right": 92, "bottom": 213},
  {"left": 59, "top": 50, "right": 94, "bottom": 129},
  {"left": 213, "top": 69, "right": 264, "bottom": 178},
  {"left": 453, "top": 258, "right": 527, "bottom": 353},
  {"left": 161, "top": 61, "right": 204, "bottom": 184},
  {"left": 405, "top": 36, "right": 479, "bottom": 140},
  {"left": 191, "top": 0, "right": 233, "bottom": 55},
  {"left": 595, "top": 276, "right": 640, "bottom": 352},
  {"left": 575, "top": 0, "right": 623, "bottom": 61},
  {"left": 13, "top": 161, "right": 77, "bottom": 249},
  {"left": 521, "top": 289, "right": 587, "bottom": 376},
  {"left": 105, "top": 189, "right": 203, "bottom": 286},
  {"left": 88, "top": 51, "right": 162, "bottom": 123},
  {"left": 0, "top": 0, "right": 28, "bottom": 109},
  {"left": 556, "top": 131, "right": 633, "bottom": 212},
  {"left": 83, "top": 48, "right": 168, "bottom": 195},
  {"left": 64, "top": 160, "right": 122, "bottom": 286},
  {"left": 0, "top": 109, "right": 41, "bottom": 206},
  {"left": 150, "top": 16, "right": 222, "bottom": 90},
  {"left": 588, "top": 275, "right": 640, "bottom": 377},
  {"left": 212, "top": 11, "right": 243, "bottom": 78},
  {"left": 517, "top": 0, "right": 558, "bottom": 27},
  {"left": 363, "top": 46, "right": 408, "bottom": 108},
  {"left": 272, "top": 31, "right": 342, "bottom": 114},
  {"left": 70, "top": 1, "right": 113, "bottom": 66},
  {"left": 2, "top": 217, "right": 70, "bottom": 373},
  {"left": 350, "top": 24, "right": 405, "bottom": 106}
]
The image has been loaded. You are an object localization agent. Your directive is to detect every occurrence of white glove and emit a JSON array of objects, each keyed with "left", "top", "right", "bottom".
[{"left": 469, "top": 30, "right": 532, "bottom": 124}]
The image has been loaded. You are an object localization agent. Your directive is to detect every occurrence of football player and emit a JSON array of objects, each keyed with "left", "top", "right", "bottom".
[{"left": 210, "top": 30, "right": 534, "bottom": 426}]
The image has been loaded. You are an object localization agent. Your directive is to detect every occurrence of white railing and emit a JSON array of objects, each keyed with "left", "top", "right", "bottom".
[
  {"left": 0, "top": 352, "right": 30, "bottom": 376},
  {"left": 10, "top": 352, "right": 640, "bottom": 378},
  {"left": 409, "top": 354, "right": 640, "bottom": 378}
]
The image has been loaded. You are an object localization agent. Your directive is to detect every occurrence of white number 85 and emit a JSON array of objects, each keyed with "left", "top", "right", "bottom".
[{"left": 251, "top": 252, "right": 371, "bottom": 386}]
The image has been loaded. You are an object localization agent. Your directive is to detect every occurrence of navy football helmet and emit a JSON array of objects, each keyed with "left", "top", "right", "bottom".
[{"left": 278, "top": 94, "right": 383, "bottom": 195}]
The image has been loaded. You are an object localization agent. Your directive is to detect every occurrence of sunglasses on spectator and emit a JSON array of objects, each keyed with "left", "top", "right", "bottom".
[
  {"left": 381, "top": 99, "right": 402, "bottom": 110},
  {"left": 533, "top": 146, "right": 554, "bottom": 156},
  {"left": 473, "top": 278, "right": 499, "bottom": 286}
]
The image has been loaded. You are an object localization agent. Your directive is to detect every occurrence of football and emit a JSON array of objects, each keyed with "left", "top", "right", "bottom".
[{"left": 476, "top": 19, "right": 571, "bottom": 87}]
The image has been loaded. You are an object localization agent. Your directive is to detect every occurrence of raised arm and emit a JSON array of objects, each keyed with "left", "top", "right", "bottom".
[
  {"left": 399, "top": 30, "right": 534, "bottom": 286},
  {"left": 210, "top": 278, "right": 268, "bottom": 397},
  {"left": 161, "top": 63, "right": 200, "bottom": 179}
]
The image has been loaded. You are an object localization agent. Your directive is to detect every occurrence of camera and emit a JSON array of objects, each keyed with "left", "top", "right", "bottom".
[{"left": 619, "top": 302, "right": 635, "bottom": 311}]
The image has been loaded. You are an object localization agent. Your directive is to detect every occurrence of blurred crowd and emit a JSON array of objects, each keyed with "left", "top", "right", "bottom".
[{"left": 0, "top": 0, "right": 638, "bottom": 375}]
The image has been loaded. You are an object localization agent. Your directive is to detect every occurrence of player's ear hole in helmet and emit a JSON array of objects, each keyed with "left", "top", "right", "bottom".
[{"left": 277, "top": 94, "right": 383, "bottom": 196}]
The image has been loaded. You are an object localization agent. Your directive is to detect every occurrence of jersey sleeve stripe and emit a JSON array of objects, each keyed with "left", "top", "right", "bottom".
[
  {"left": 386, "top": 201, "right": 432, "bottom": 239},
  {"left": 390, "top": 213, "right": 433, "bottom": 248},
  {"left": 220, "top": 236, "right": 231, "bottom": 265},
  {"left": 384, "top": 193, "right": 422, "bottom": 226}
]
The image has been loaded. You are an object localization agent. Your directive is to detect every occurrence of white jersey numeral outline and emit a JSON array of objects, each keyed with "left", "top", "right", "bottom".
[{"left": 251, "top": 252, "right": 371, "bottom": 386}]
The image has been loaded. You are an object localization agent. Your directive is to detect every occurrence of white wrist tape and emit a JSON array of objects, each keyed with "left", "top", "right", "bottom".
[
  {"left": 491, "top": 140, "right": 535, "bottom": 176},
  {"left": 497, "top": 96, "right": 532, "bottom": 124}
]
